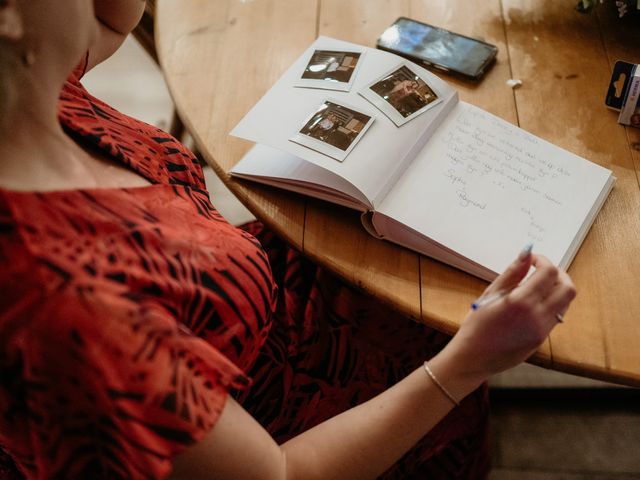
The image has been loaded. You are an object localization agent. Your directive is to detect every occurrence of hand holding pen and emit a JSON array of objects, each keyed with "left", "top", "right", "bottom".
[
  {"left": 470, "top": 244, "right": 562, "bottom": 322},
  {"left": 435, "top": 244, "right": 577, "bottom": 383}
]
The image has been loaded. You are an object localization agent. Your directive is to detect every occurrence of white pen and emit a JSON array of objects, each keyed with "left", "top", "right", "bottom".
[
  {"left": 471, "top": 290, "right": 508, "bottom": 310},
  {"left": 470, "top": 243, "right": 534, "bottom": 311}
]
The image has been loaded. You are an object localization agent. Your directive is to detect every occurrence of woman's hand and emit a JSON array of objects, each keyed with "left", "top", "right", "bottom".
[
  {"left": 435, "top": 248, "right": 577, "bottom": 391},
  {"left": 172, "top": 247, "right": 577, "bottom": 480}
]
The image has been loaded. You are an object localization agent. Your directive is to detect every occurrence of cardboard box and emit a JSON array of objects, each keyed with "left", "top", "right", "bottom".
[{"left": 606, "top": 61, "right": 640, "bottom": 128}]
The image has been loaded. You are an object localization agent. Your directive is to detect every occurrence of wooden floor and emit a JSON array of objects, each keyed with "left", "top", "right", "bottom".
[
  {"left": 490, "top": 388, "right": 640, "bottom": 479},
  {"left": 85, "top": 37, "right": 640, "bottom": 480}
]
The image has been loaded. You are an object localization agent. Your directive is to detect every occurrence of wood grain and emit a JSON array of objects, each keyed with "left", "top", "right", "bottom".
[
  {"left": 503, "top": 0, "right": 640, "bottom": 384},
  {"left": 156, "top": 0, "right": 312, "bottom": 249},
  {"left": 156, "top": 0, "right": 640, "bottom": 385},
  {"left": 301, "top": 1, "right": 422, "bottom": 320},
  {"left": 595, "top": 4, "right": 640, "bottom": 384}
]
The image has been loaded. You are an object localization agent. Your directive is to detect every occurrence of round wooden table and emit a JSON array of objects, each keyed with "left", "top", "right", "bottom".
[{"left": 156, "top": 0, "right": 640, "bottom": 387}]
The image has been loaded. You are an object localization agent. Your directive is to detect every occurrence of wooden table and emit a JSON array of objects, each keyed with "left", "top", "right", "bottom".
[{"left": 156, "top": 0, "right": 640, "bottom": 387}]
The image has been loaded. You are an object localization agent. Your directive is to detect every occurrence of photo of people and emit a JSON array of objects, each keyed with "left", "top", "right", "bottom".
[
  {"left": 290, "top": 100, "right": 374, "bottom": 161},
  {"left": 295, "top": 50, "right": 363, "bottom": 91},
  {"left": 360, "top": 63, "right": 442, "bottom": 126},
  {"left": 371, "top": 65, "right": 438, "bottom": 117}
]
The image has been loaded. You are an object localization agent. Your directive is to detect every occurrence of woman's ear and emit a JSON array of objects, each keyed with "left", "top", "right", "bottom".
[{"left": 0, "top": 0, "right": 24, "bottom": 41}]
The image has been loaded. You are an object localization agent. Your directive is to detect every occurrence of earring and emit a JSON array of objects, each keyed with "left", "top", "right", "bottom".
[{"left": 21, "top": 49, "right": 35, "bottom": 67}]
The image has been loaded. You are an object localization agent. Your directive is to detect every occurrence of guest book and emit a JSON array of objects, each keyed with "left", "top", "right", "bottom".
[{"left": 230, "top": 36, "right": 615, "bottom": 281}]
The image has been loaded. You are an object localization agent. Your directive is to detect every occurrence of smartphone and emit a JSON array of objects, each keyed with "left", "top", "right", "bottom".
[{"left": 376, "top": 17, "right": 498, "bottom": 81}]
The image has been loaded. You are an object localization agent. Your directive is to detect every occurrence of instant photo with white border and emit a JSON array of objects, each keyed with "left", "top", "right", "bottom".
[
  {"left": 294, "top": 49, "right": 365, "bottom": 92},
  {"left": 359, "top": 62, "right": 442, "bottom": 127},
  {"left": 289, "top": 99, "right": 375, "bottom": 162}
]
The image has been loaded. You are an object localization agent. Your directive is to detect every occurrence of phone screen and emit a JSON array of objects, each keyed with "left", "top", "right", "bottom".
[{"left": 378, "top": 18, "right": 497, "bottom": 79}]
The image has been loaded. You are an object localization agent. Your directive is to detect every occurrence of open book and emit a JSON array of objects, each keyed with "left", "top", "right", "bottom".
[{"left": 230, "top": 37, "right": 615, "bottom": 281}]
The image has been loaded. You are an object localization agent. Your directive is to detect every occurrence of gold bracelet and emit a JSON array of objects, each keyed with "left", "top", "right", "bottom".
[{"left": 423, "top": 361, "right": 460, "bottom": 407}]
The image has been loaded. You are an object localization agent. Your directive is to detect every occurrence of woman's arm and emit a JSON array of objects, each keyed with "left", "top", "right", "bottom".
[
  {"left": 87, "top": 0, "right": 146, "bottom": 71},
  {"left": 171, "top": 252, "right": 576, "bottom": 480}
]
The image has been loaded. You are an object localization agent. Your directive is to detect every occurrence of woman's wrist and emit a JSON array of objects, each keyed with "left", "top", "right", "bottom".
[
  {"left": 425, "top": 347, "right": 488, "bottom": 405},
  {"left": 422, "top": 361, "right": 461, "bottom": 406}
]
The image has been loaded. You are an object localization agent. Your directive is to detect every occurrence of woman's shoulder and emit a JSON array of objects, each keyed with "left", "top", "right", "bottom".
[
  {"left": 0, "top": 195, "right": 252, "bottom": 478},
  {"left": 59, "top": 71, "right": 206, "bottom": 190},
  {"left": 0, "top": 196, "right": 43, "bottom": 307},
  {"left": 0, "top": 263, "right": 250, "bottom": 479}
]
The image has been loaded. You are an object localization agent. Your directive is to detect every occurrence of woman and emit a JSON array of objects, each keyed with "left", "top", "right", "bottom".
[
  {"left": 0, "top": 1, "right": 576, "bottom": 479},
  {"left": 388, "top": 78, "right": 419, "bottom": 103}
]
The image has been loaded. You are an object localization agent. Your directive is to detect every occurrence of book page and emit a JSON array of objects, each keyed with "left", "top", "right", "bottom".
[
  {"left": 231, "top": 36, "right": 457, "bottom": 208},
  {"left": 378, "top": 102, "right": 614, "bottom": 275},
  {"left": 232, "top": 144, "right": 371, "bottom": 210}
]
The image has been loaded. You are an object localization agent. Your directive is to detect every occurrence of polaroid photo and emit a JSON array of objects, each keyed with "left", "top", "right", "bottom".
[
  {"left": 359, "top": 62, "right": 442, "bottom": 127},
  {"left": 294, "top": 49, "right": 365, "bottom": 92},
  {"left": 290, "top": 99, "right": 374, "bottom": 162}
]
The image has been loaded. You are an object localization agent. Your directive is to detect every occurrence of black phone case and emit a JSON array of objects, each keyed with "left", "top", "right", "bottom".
[{"left": 376, "top": 17, "right": 498, "bottom": 81}]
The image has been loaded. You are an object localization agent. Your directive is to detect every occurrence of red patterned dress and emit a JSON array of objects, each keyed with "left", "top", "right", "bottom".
[{"left": 0, "top": 66, "right": 490, "bottom": 479}]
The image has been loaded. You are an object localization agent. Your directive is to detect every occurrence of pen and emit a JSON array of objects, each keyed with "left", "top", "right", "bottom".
[
  {"left": 471, "top": 243, "right": 534, "bottom": 310},
  {"left": 471, "top": 290, "right": 508, "bottom": 310}
]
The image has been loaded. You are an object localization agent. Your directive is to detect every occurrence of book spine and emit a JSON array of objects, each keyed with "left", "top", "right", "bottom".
[{"left": 371, "top": 91, "right": 460, "bottom": 207}]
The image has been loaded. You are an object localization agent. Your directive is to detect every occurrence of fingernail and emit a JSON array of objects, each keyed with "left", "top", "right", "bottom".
[{"left": 518, "top": 243, "right": 533, "bottom": 261}]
